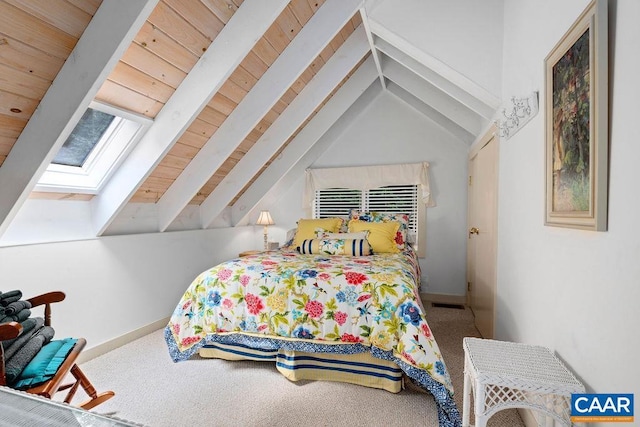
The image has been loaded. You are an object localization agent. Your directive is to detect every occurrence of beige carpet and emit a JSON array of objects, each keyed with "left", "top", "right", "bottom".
[
  {"left": 76, "top": 304, "right": 524, "bottom": 427},
  {"left": 425, "top": 303, "right": 524, "bottom": 427}
]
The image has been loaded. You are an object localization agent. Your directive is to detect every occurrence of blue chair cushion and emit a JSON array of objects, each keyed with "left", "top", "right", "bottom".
[{"left": 12, "top": 338, "right": 78, "bottom": 389}]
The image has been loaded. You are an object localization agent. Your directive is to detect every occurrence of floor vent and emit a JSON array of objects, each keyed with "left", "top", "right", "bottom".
[{"left": 431, "top": 302, "right": 466, "bottom": 310}]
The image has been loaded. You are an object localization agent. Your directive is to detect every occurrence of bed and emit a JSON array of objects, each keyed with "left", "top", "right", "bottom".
[{"left": 165, "top": 215, "right": 461, "bottom": 427}]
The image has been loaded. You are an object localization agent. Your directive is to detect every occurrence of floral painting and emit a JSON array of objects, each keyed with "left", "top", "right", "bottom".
[
  {"left": 551, "top": 29, "right": 590, "bottom": 212},
  {"left": 545, "top": 0, "right": 608, "bottom": 231}
]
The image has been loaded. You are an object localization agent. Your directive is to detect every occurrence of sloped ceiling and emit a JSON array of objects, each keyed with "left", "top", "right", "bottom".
[{"left": 0, "top": 0, "right": 501, "bottom": 244}]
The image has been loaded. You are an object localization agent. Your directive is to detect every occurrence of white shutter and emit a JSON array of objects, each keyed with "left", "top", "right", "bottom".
[
  {"left": 314, "top": 188, "right": 362, "bottom": 219},
  {"left": 314, "top": 184, "right": 421, "bottom": 252},
  {"left": 366, "top": 185, "right": 419, "bottom": 232}
]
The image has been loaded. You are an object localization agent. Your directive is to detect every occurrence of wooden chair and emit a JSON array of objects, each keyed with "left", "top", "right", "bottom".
[{"left": 0, "top": 291, "right": 114, "bottom": 410}]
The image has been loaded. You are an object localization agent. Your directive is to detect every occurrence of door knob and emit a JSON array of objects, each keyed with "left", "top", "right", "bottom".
[{"left": 469, "top": 227, "right": 480, "bottom": 237}]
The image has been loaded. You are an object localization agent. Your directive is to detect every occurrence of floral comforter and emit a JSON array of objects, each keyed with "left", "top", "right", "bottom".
[{"left": 165, "top": 248, "right": 461, "bottom": 426}]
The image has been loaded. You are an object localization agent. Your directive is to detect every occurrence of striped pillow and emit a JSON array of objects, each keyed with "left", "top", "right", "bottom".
[{"left": 297, "top": 238, "right": 372, "bottom": 256}]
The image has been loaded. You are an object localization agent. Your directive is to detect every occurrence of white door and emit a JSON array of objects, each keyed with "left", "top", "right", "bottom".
[{"left": 467, "top": 128, "right": 499, "bottom": 339}]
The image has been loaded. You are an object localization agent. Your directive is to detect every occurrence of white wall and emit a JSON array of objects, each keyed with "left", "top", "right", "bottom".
[
  {"left": 0, "top": 226, "right": 259, "bottom": 351},
  {"left": 369, "top": 0, "right": 504, "bottom": 98},
  {"left": 0, "top": 199, "right": 238, "bottom": 246},
  {"left": 0, "top": 199, "right": 96, "bottom": 246},
  {"left": 498, "top": 0, "right": 640, "bottom": 402},
  {"left": 269, "top": 90, "right": 470, "bottom": 296}
]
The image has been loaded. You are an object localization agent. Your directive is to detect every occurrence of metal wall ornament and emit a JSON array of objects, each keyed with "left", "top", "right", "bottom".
[
  {"left": 544, "top": 0, "right": 608, "bottom": 231},
  {"left": 496, "top": 92, "right": 539, "bottom": 139}
]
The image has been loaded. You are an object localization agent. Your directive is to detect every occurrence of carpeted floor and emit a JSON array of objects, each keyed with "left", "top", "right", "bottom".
[
  {"left": 77, "top": 304, "right": 524, "bottom": 427},
  {"left": 424, "top": 303, "right": 524, "bottom": 427}
]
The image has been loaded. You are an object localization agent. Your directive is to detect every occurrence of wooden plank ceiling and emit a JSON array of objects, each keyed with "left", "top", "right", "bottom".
[
  {"left": 0, "top": 0, "right": 499, "bottom": 236},
  {"left": 0, "top": 0, "right": 363, "bottom": 208},
  {"left": 0, "top": 0, "right": 101, "bottom": 167}
]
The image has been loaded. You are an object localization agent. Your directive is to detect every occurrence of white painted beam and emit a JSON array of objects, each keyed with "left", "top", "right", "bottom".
[
  {"left": 386, "top": 81, "right": 474, "bottom": 145},
  {"left": 382, "top": 55, "right": 486, "bottom": 137},
  {"left": 231, "top": 57, "right": 379, "bottom": 226},
  {"left": 0, "top": 0, "right": 158, "bottom": 239},
  {"left": 359, "top": 8, "right": 385, "bottom": 89},
  {"left": 242, "top": 83, "right": 384, "bottom": 224},
  {"left": 368, "top": 17, "right": 501, "bottom": 111},
  {"left": 156, "top": 0, "right": 364, "bottom": 232},
  {"left": 199, "top": 27, "right": 369, "bottom": 229},
  {"left": 375, "top": 36, "right": 496, "bottom": 120},
  {"left": 90, "top": 0, "right": 289, "bottom": 236}
]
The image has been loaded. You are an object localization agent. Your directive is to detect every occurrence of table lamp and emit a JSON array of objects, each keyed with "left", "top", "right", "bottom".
[{"left": 256, "top": 210, "right": 275, "bottom": 250}]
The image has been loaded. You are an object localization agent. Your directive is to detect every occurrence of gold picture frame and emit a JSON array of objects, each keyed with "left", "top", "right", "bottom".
[{"left": 544, "top": 0, "right": 608, "bottom": 231}]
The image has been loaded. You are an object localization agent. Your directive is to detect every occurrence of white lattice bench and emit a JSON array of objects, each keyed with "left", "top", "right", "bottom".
[{"left": 462, "top": 337, "right": 584, "bottom": 427}]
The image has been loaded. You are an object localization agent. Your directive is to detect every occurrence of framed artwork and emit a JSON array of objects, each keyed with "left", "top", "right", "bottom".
[{"left": 544, "top": 0, "right": 608, "bottom": 231}]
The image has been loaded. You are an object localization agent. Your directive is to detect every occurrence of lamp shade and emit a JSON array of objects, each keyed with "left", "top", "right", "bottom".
[{"left": 256, "top": 210, "right": 275, "bottom": 226}]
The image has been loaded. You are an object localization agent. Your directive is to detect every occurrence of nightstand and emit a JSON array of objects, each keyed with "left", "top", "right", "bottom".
[
  {"left": 462, "top": 337, "right": 584, "bottom": 427},
  {"left": 238, "top": 250, "right": 262, "bottom": 257}
]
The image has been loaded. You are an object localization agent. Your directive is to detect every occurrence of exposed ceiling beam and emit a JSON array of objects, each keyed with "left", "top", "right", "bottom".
[
  {"left": 199, "top": 27, "right": 370, "bottom": 229},
  {"left": 156, "top": 0, "right": 364, "bottom": 232},
  {"left": 375, "top": 36, "right": 496, "bottom": 120},
  {"left": 90, "top": 0, "right": 289, "bottom": 236},
  {"left": 359, "top": 8, "right": 385, "bottom": 89},
  {"left": 386, "top": 81, "right": 474, "bottom": 145},
  {"left": 368, "top": 17, "right": 501, "bottom": 112},
  {"left": 242, "top": 85, "right": 384, "bottom": 225},
  {"left": 382, "top": 55, "right": 486, "bottom": 137},
  {"left": 231, "top": 57, "right": 379, "bottom": 226},
  {"left": 0, "top": 0, "right": 158, "bottom": 238}
]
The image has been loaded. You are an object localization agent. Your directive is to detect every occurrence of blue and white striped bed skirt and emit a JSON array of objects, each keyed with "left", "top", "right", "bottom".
[{"left": 199, "top": 342, "right": 404, "bottom": 393}]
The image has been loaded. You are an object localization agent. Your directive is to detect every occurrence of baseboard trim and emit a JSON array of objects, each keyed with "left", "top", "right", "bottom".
[
  {"left": 77, "top": 317, "right": 169, "bottom": 364},
  {"left": 421, "top": 292, "right": 467, "bottom": 306}
]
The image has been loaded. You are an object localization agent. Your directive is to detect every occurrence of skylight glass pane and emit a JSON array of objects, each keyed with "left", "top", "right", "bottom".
[{"left": 52, "top": 108, "right": 115, "bottom": 167}]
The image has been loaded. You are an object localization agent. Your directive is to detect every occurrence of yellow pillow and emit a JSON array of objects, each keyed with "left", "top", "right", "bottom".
[
  {"left": 348, "top": 220, "right": 400, "bottom": 254},
  {"left": 293, "top": 218, "right": 343, "bottom": 248}
]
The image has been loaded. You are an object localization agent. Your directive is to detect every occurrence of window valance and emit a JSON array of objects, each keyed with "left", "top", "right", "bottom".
[{"left": 303, "top": 162, "right": 435, "bottom": 208}]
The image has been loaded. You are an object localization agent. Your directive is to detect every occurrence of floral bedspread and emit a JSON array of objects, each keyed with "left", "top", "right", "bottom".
[{"left": 165, "top": 248, "right": 461, "bottom": 426}]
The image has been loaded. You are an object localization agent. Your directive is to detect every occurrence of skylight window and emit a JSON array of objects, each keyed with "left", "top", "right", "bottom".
[
  {"left": 36, "top": 102, "right": 152, "bottom": 194},
  {"left": 52, "top": 108, "right": 116, "bottom": 167}
]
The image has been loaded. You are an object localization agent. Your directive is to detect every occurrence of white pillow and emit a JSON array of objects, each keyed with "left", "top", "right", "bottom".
[{"left": 316, "top": 231, "right": 369, "bottom": 240}]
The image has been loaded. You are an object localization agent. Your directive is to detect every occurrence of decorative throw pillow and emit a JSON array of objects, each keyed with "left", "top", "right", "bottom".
[
  {"left": 316, "top": 231, "right": 369, "bottom": 240},
  {"left": 292, "top": 218, "right": 343, "bottom": 248},
  {"left": 297, "top": 238, "right": 372, "bottom": 256},
  {"left": 348, "top": 220, "right": 400, "bottom": 254},
  {"left": 349, "top": 211, "right": 409, "bottom": 251}
]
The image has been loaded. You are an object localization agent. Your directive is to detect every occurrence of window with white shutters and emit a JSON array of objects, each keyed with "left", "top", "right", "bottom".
[
  {"left": 314, "top": 185, "right": 419, "bottom": 235},
  {"left": 307, "top": 163, "right": 430, "bottom": 257}
]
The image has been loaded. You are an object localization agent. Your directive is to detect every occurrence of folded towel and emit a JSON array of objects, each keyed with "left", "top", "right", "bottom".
[
  {"left": 0, "top": 308, "right": 32, "bottom": 324},
  {"left": 0, "top": 290, "right": 22, "bottom": 307},
  {"left": 3, "top": 317, "right": 45, "bottom": 360},
  {"left": 0, "top": 317, "right": 41, "bottom": 350},
  {"left": 4, "top": 326, "right": 55, "bottom": 385},
  {"left": 3, "top": 300, "right": 32, "bottom": 315},
  {"left": 16, "top": 309, "right": 30, "bottom": 323}
]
